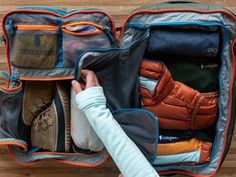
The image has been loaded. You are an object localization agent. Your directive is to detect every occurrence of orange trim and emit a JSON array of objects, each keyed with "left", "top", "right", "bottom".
[
  {"left": 19, "top": 76, "right": 74, "bottom": 81},
  {"left": 211, "top": 38, "right": 236, "bottom": 175},
  {"left": 15, "top": 22, "right": 104, "bottom": 36},
  {"left": 2, "top": 9, "right": 116, "bottom": 89},
  {"left": 0, "top": 142, "right": 27, "bottom": 151},
  {"left": 0, "top": 82, "right": 22, "bottom": 92},
  {"left": 15, "top": 24, "right": 58, "bottom": 31},
  {"left": 157, "top": 138, "right": 202, "bottom": 155},
  {"left": 32, "top": 147, "right": 107, "bottom": 157},
  {"left": 62, "top": 29, "right": 102, "bottom": 36},
  {"left": 7, "top": 145, "right": 50, "bottom": 166},
  {"left": 119, "top": 9, "right": 236, "bottom": 40},
  {"left": 7, "top": 144, "right": 110, "bottom": 167},
  {"left": 159, "top": 32, "right": 236, "bottom": 177},
  {"left": 63, "top": 21, "right": 104, "bottom": 29},
  {"left": 2, "top": 140, "right": 108, "bottom": 168},
  {"left": 56, "top": 154, "right": 110, "bottom": 167},
  {"left": 62, "top": 21, "right": 104, "bottom": 36},
  {"left": 119, "top": 8, "right": 236, "bottom": 176}
]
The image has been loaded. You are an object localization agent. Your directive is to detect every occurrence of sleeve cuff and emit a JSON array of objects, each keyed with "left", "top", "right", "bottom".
[{"left": 75, "top": 86, "right": 106, "bottom": 111}]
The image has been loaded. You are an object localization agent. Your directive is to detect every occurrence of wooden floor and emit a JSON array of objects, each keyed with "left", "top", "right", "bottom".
[{"left": 0, "top": 0, "right": 236, "bottom": 176}]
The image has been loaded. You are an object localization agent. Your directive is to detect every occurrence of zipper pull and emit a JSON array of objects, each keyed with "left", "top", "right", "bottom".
[
  {"left": 25, "top": 147, "right": 40, "bottom": 155},
  {"left": 1, "top": 71, "right": 20, "bottom": 83},
  {"left": 102, "top": 27, "right": 115, "bottom": 46},
  {"left": 0, "top": 35, "right": 5, "bottom": 42},
  {"left": 0, "top": 35, "right": 6, "bottom": 45},
  {"left": 8, "top": 19, "right": 15, "bottom": 35},
  {"left": 144, "top": 24, "right": 150, "bottom": 29}
]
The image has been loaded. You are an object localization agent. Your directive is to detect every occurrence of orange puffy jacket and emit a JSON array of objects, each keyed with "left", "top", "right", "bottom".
[{"left": 139, "top": 60, "right": 218, "bottom": 130}]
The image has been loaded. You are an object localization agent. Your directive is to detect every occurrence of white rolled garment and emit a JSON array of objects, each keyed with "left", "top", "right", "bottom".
[
  {"left": 75, "top": 86, "right": 159, "bottom": 177},
  {"left": 70, "top": 88, "right": 104, "bottom": 152}
]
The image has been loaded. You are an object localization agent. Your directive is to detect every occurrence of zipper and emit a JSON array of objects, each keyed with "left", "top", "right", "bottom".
[
  {"left": 15, "top": 24, "right": 58, "bottom": 31},
  {"left": 119, "top": 9, "right": 236, "bottom": 41},
  {"left": 63, "top": 22, "right": 115, "bottom": 44},
  {"left": 14, "top": 7, "right": 116, "bottom": 38},
  {"left": 123, "top": 20, "right": 229, "bottom": 170},
  {"left": 10, "top": 21, "right": 115, "bottom": 43},
  {"left": 1, "top": 71, "right": 20, "bottom": 83},
  {"left": 62, "top": 22, "right": 104, "bottom": 36},
  {"left": 126, "top": 21, "right": 224, "bottom": 29},
  {"left": 74, "top": 24, "right": 149, "bottom": 81},
  {"left": 101, "top": 26, "right": 115, "bottom": 45}
]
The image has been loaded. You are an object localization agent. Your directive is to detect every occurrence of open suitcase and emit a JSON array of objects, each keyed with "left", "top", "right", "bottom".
[{"left": 0, "top": 1, "right": 235, "bottom": 176}]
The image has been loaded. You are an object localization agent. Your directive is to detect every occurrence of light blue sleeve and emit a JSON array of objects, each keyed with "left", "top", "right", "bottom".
[{"left": 75, "top": 86, "right": 159, "bottom": 177}]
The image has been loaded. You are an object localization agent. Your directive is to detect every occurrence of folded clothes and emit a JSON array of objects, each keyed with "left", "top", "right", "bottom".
[
  {"left": 154, "top": 138, "right": 212, "bottom": 165},
  {"left": 157, "top": 138, "right": 211, "bottom": 155},
  {"left": 139, "top": 59, "right": 218, "bottom": 130},
  {"left": 146, "top": 56, "right": 220, "bottom": 93},
  {"left": 146, "top": 27, "right": 220, "bottom": 58},
  {"left": 159, "top": 128, "right": 216, "bottom": 143}
]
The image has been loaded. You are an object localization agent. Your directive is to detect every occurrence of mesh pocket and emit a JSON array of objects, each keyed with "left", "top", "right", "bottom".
[
  {"left": 10, "top": 27, "right": 58, "bottom": 69},
  {"left": 63, "top": 33, "right": 112, "bottom": 67},
  {"left": 62, "top": 22, "right": 103, "bottom": 36}
]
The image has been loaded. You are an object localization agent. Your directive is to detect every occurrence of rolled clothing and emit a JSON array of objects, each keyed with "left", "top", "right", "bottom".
[
  {"left": 154, "top": 147, "right": 211, "bottom": 165},
  {"left": 75, "top": 86, "right": 159, "bottom": 177},
  {"left": 157, "top": 138, "right": 212, "bottom": 157},
  {"left": 139, "top": 59, "right": 218, "bottom": 130},
  {"left": 146, "top": 27, "right": 220, "bottom": 58},
  {"left": 154, "top": 138, "right": 212, "bottom": 165},
  {"left": 70, "top": 87, "right": 104, "bottom": 152}
]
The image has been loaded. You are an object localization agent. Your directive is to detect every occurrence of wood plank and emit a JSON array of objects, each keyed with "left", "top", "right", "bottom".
[{"left": 0, "top": 0, "right": 235, "bottom": 177}]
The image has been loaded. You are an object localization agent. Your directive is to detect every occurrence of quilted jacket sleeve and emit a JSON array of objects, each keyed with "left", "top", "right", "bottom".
[{"left": 75, "top": 86, "right": 159, "bottom": 177}]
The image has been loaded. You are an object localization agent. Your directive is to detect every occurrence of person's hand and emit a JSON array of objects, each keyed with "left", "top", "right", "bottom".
[
  {"left": 118, "top": 174, "right": 124, "bottom": 177},
  {"left": 72, "top": 70, "right": 100, "bottom": 94}
]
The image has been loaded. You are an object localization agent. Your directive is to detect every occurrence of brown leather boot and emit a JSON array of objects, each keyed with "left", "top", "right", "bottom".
[
  {"left": 31, "top": 81, "right": 71, "bottom": 152},
  {"left": 22, "top": 81, "right": 55, "bottom": 126}
]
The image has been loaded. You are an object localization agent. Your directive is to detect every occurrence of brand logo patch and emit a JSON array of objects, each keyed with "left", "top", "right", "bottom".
[
  {"left": 19, "top": 48, "right": 56, "bottom": 57},
  {"left": 207, "top": 47, "right": 218, "bottom": 54}
]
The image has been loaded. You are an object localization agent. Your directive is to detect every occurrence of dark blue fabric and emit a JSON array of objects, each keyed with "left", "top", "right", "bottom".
[
  {"left": 159, "top": 128, "right": 215, "bottom": 143},
  {"left": 113, "top": 109, "right": 158, "bottom": 163},
  {"left": 147, "top": 27, "right": 220, "bottom": 58}
]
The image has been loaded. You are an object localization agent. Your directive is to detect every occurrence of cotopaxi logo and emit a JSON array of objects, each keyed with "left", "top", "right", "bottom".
[
  {"left": 18, "top": 35, "right": 56, "bottom": 58},
  {"left": 19, "top": 48, "right": 56, "bottom": 57}
]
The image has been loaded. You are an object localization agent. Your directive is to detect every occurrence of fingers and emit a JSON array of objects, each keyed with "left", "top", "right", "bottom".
[
  {"left": 72, "top": 70, "right": 100, "bottom": 93},
  {"left": 71, "top": 80, "right": 82, "bottom": 94},
  {"left": 80, "top": 70, "right": 100, "bottom": 88}
]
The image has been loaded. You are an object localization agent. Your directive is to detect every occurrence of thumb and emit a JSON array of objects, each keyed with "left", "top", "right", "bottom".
[{"left": 71, "top": 80, "right": 82, "bottom": 94}]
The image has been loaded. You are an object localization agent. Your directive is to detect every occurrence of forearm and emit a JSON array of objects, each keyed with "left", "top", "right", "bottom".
[{"left": 75, "top": 87, "right": 158, "bottom": 177}]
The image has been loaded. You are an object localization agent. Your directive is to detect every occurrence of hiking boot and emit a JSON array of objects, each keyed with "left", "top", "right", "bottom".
[
  {"left": 22, "top": 81, "right": 55, "bottom": 126},
  {"left": 31, "top": 81, "right": 71, "bottom": 152}
]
